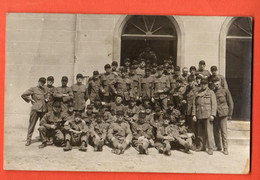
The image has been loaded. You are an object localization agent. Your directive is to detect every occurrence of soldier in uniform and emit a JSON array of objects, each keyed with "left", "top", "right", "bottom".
[
  {"left": 139, "top": 68, "right": 154, "bottom": 101},
  {"left": 45, "top": 76, "right": 55, "bottom": 112},
  {"left": 182, "top": 67, "right": 189, "bottom": 83},
  {"left": 63, "top": 112, "right": 88, "bottom": 152},
  {"left": 21, "top": 77, "right": 48, "bottom": 146},
  {"left": 173, "top": 66, "right": 186, "bottom": 83},
  {"left": 111, "top": 61, "right": 120, "bottom": 77},
  {"left": 53, "top": 76, "right": 73, "bottom": 112},
  {"left": 208, "top": 66, "right": 229, "bottom": 90},
  {"left": 152, "top": 66, "right": 170, "bottom": 112},
  {"left": 138, "top": 46, "right": 157, "bottom": 64},
  {"left": 100, "top": 64, "right": 116, "bottom": 103},
  {"left": 132, "top": 111, "right": 154, "bottom": 154},
  {"left": 113, "top": 68, "right": 131, "bottom": 104},
  {"left": 151, "top": 63, "right": 158, "bottom": 77},
  {"left": 82, "top": 104, "right": 95, "bottom": 125},
  {"left": 89, "top": 113, "right": 108, "bottom": 151},
  {"left": 188, "top": 66, "right": 197, "bottom": 81},
  {"left": 129, "top": 65, "right": 141, "bottom": 100},
  {"left": 107, "top": 111, "right": 133, "bottom": 155},
  {"left": 88, "top": 71, "right": 101, "bottom": 103},
  {"left": 123, "top": 58, "right": 131, "bottom": 74},
  {"left": 172, "top": 77, "right": 186, "bottom": 112},
  {"left": 71, "top": 73, "right": 88, "bottom": 113},
  {"left": 38, "top": 101, "right": 65, "bottom": 148},
  {"left": 136, "top": 59, "right": 146, "bottom": 77},
  {"left": 197, "top": 60, "right": 211, "bottom": 78},
  {"left": 213, "top": 77, "right": 233, "bottom": 155},
  {"left": 192, "top": 78, "right": 217, "bottom": 155},
  {"left": 110, "top": 95, "right": 127, "bottom": 116}
]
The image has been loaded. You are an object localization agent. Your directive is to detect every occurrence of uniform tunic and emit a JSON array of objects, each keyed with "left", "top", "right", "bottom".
[
  {"left": 139, "top": 75, "right": 154, "bottom": 99},
  {"left": 107, "top": 121, "right": 132, "bottom": 143},
  {"left": 88, "top": 79, "right": 102, "bottom": 102},
  {"left": 53, "top": 86, "right": 73, "bottom": 112},
  {"left": 71, "top": 83, "right": 88, "bottom": 111}
]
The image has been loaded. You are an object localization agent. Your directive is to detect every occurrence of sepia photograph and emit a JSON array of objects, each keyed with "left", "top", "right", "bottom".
[{"left": 4, "top": 13, "right": 252, "bottom": 173}]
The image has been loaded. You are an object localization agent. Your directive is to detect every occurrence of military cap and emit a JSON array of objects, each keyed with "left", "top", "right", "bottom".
[
  {"left": 61, "top": 76, "right": 68, "bottom": 81},
  {"left": 93, "top": 71, "right": 99, "bottom": 75},
  {"left": 190, "top": 66, "right": 197, "bottom": 71},
  {"left": 174, "top": 66, "right": 181, "bottom": 71},
  {"left": 163, "top": 114, "right": 170, "bottom": 119},
  {"left": 212, "top": 76, "right": 220, "bottom": 82},
  {"left": 53, "top": 101, "right": 61, "bottom": 108},
  {"left": 139, "top": 110, "right": 146, "bottom": 114},
  {"left": 87, "top": 104, "right": 94, "bottom": 110},
  {"left": 111, "top": 61, "right": 118, "bottom": 66},
  {"left": 157, "top": 65, "right": 164, "bottom": 71},
  {"left": 200, "top": 78, "right": 208, "bottom": 84},
  {"left": 132, "top": 60, "right": 139, "bottom": 65},
  {"left": 104, "top": 64, "right": 111, "bottom": 69},
  {"left": 124, "top": 58, "right": 130, "bottom": 62},
  {"left": 188, "top": 76, "right": 195, "bottom": 82},
  {"left": 210, "top": 66, "right": 218, "bottom": 72},
  {"left": 116, "top": 110, "right": 124, "bottom": 116},
  {"left": 115, "top": 94, "right": 123, "bottom": 99},
  {"left": 47, "top": 76, "right": 54, "bottom": 81},
  {"left": 176, "top": 77, "right": 183, "bottom": 83},
  {"left": 76, "top": 73, "right": 84, "bottom": 79},
  {"left": 199, "top": 60, "right": 206, "bottom": 65},
  {"left": 75, "top": 112, "right": 82, "bottom": 118},
  {"left": 38, "top": 77, "right": 46, "bottom": 84},
  {"left": 196, "top": 75, "right": 202, "bottom": 80}
]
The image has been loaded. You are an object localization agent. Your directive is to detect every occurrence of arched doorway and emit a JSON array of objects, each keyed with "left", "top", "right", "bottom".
[
  {"left": 120, "top": 15, "right": 179, "bottom": 66},
  {"left": 225, "top": 17, "right": 253, "bottom": 120}
]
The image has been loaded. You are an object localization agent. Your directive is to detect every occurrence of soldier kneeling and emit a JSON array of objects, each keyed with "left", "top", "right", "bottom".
[
  {"left": 132, "top": 110, "right": 154, "bottom": 155},
  {"left": 107, "top": 111, "right": 133, "bottom": 155},
  {"left": 63, "top": 112, "right": 88, "bottom": 152},
  {"left": 89, "top": 113, "right": 108, "bottom": 152},
  {"left": 38, "top": 101, "right": 65, "bottom": 149}
]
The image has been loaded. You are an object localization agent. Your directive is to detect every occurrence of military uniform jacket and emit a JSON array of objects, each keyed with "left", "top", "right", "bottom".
[
  {"left": 107, "top": 121, "right": 133, "bottom": 141},
  {"left": 100, "top": 72, "right": 116, "bottom": 96},
  {"left": 21, "top": 86, "right": 48, "bottom": 112},
  {"left": 114, "top": 76, "right": 131, "bottom": 100},
  {"left": 71, "top": 83, "right": 88, "bottom": 111},
  {"left": 152, "top": 75, "right": 170, "bottom": 99},
  {"left": 129, "top": 74, "right": 141, "bottom": 98},
  {"left": 40, "top": 111, "right": 64, "bottom": 130},
  {"left": 88, "top": 79, "right": 102, "bottom": 101},
  {"left": 139, "top": 76, "right": 154, "bottom": 98},
  {"left": 89, "top": 121, "right": 107, "bottom": 139},
  {"left": 53, "top": 86, "right": 73, "bottom": 111},
  {"left": 64, "top": 119, "right": 88, "bottom": 136},
  {"left": 111, "top": 103, "right": 127, "bottom": 115},
  {"left": 45, "top": 85, "right": 55, "bottom": 108},
  {"left": 183, "top": 86, "right": 198, "bottom": 115},
  {"left": 215, "top": 87, "right": 234, "bottom": 117},
  {"left": 125, "top": 106, "right": 140, "bottom": 122},
  {"left": 168, "top": 76, "right": 177, "bottom": 94},
  {"left": 157, "top": 124, "right": 180, "bottom": 141},
  {"left": 197, "top": 69, "right": 211, "bottom": 78},
  {"left": 136, "top": 67, "right": 145, "bottom": 77},
  {"left": 132, "top": 122, "right": 153, "bottom": 140},
  {"left": 192, "top": 87, "right": 217, "bottom": 119},
  {"left": 82, "top": 113, "right": 95, "bottom": 124}
]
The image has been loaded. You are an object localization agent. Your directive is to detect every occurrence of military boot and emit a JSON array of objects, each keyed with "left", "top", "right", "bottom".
[
  {"left": 207, "top": 148, "right": 213, "bottom": 155},
  {"left": 63, "top": 141, "right": 72, "bottom": 151},
  {"left": 79, "top": 141, "right": 87, "bottom": 152},
  {"left": 25, "top": 139, "right": 31, "bottom": 146},
  {"left": 38, "top": 142, "right": 47, "bottom": 149},
  {"left": 223, "top": 148, "right": 229, "bottom": 155}
]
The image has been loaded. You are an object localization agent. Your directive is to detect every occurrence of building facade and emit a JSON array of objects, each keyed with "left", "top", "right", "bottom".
[{"left": 5, "top": 13, "right": 252, "bottom": 120}]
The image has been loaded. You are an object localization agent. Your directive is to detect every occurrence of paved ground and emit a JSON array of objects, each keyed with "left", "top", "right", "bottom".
[{"left": 3, "top": 115, "right": 250, "bottom": 174}]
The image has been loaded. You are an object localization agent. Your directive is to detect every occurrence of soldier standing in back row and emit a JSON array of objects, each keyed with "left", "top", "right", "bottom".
[
  {"left": 88, "top": 71, "right": 101, "bottom": 103},
  {"left": 139, "top": 68, "right": 154, "bottom": 101},
  {"left": 197, "top": 60, "right": 211, "bottom": 78},
  {"left": 100, "top": 64, "right": 116, "bottom": 103},
  {"left": 71, "top": 73, "right": 88, "bottom": 113},
  {"left": 21, "top": 77, "right": 48, "bottom": 146},
  {"left": 213, "top": 77, "right": 233, "bottom": 155},
  {"left": 53, "top": 76, "right": 73, "bottom": 112},
  {"left": 129, "top": 65, "right": 141, "bottom": 100},
  {"left": 45, "top": 76, "right": 55, "bottom": 112},
  {"left": 152, "top": 66, "right": 170, "bottom": 112},
  {"left": 192, "top": 78, "right": 217, "bottom": 155},
  {"left": 208, "top": 66, "right": 229, "bottom": 90}
]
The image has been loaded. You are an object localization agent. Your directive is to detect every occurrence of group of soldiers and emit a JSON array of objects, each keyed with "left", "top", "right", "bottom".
[{"left": 21, "top": 58, "right": 234, "bottom": 156}]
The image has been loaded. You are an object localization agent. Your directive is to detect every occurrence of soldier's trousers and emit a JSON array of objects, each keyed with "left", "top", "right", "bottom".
[
  {"left": 186, "top": 115, "right": 198, "bottom": 145},
  {"left": 38, "top": 126, "right": 64, "bottom": 145},
  {"left": 213, "top": 116, "right": 228, "bottom": 149},
  {"left": 197, "top": 118, "right": 215, "bottom": 150},
  {"left": 65, "top": 132, "right": 88, "bottom": 146},
  {"left": 27, "top": 110, "right": 46, "bottom": 140},
  {"left": 89, "top": 135, "right": 104, "bottom": 147},
  {"left": 154, "top": 98, "right": 167, "bottom": 111}
]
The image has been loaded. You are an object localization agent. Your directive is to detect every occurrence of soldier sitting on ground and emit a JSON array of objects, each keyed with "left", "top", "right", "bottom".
[
  {"left": 107, "top": 111, "right": 133, "bottom": 155},
  {"left": 132, "top": 111, "right": 154, "bottom": 155},
  {"left": 38, "top": 101, "right": 65, "bottom": 149},
  {"left": 89, "top": 113, "right": 108, "bottom": 152},
  {"left": 63, "top": 112, "right": 88, "bottom": 152}
]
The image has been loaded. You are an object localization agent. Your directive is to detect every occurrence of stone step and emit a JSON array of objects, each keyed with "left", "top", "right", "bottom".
[{"left": 227, "top": 121, "right": 250, "bottom": 145}]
